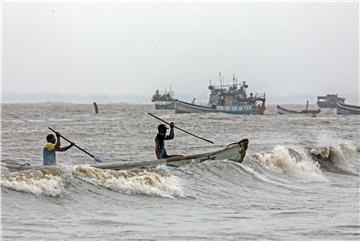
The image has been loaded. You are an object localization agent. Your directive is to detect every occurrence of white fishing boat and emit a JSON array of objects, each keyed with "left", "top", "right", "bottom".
[{"left": 92, "top": 139, "right": 249, "bottom": 170}]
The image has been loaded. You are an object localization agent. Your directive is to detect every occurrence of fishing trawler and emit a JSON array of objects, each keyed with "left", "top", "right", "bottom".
[
  {"left": 174, "top": 73, "right": 266, "bottom": 115},
  {"left": 317, "top": 94, "right": 345, "bottom": 108},
  {"left": 151, "top": 89, "right": 175, "bottom": 109}
]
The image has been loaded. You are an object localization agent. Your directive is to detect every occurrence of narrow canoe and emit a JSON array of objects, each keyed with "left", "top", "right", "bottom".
[
  {"left": 92, "top": 139, "right": 249, "bottom": 170},
  {"left": 3, "top": 139, "right": 249, "bottom": 172}
]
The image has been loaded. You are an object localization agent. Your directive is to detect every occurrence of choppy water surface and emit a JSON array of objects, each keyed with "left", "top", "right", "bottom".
[{"left": 1, "top": 103, "right": 359, "bottom": 241}]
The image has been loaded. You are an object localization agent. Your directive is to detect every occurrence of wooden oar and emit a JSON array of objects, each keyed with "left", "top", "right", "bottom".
[
  {"left": 48, "top": 127, "right": 102, "bottom": 163},
  {"left": 147, "top": 112, "right": 214, "bottom": 144}
]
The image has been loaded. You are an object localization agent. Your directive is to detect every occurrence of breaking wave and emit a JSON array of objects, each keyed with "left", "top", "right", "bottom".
[
  {"left": 72, "top": 165, "right": 186, "bottom": 198},
  {"left": 0, "top": 166, "right": 69, "bottom": 197},
  {"left": 233, "top": 161, "right": 290, "bottom": 186},
  {"left": 308, "top": 143, "right": 359, "bottom": 175},
  {"left": 250, "top": 146, "right": 327, "bottom": 182},
  {"left": 2, "top": 141, "right": 358, "bottom": 198}
]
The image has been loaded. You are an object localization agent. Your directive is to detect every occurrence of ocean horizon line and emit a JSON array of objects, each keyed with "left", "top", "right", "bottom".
[{"left": 1, "top": 92, "right": 359, "bottom": 105}]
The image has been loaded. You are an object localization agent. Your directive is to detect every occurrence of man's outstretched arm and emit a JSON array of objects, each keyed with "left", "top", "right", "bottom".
[
  {"left": 57, "top": 142, "right": 74, "bottom": 152},
  {"left": 165, "top": 122, "right": 175, "bottom": 140}
]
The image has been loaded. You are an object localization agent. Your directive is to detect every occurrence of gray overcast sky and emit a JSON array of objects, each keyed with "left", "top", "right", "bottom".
[{"left": 2, "top": 2, "right": 359, "bottom": 103}]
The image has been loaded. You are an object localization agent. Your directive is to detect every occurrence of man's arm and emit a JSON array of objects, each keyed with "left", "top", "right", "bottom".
[
  {"left": 55, "top": 132, "right": 61, "bottom": 150},
  {"left": 57, "top": 142, "right": 74, "bottom": 152},
  {"left": 165, "top": 122, "right": 174, "bottom": 140}
]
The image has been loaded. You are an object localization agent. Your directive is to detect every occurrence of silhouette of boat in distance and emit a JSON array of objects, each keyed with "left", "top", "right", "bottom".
[{"left": 277, "top": 101, "right": 321, "bottom": 115}]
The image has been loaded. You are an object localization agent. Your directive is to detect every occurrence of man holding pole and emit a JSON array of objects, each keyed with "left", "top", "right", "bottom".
[
  {"left": 43, "top": 131, "right": 74, "bottom": 165},
  {"left": 155, "top": 122, "right": 176, "bottom": 159}
]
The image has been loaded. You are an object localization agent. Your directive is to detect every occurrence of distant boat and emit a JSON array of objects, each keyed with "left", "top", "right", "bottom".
[
  {"left": 151, "top": 89, "right": 175, "bottom": 110},
  {"left": 175, "top": 99, "right": 253, "bottom": 114},
  {"left": 175, "top": 73, "right": 266, "bottom": 115},
  {"left": 317, "top": 94, "right": 345, "bottom": 108},
  {"left": 154, "top": 101, "right": 175, "bottom": 110},
  {"left": 336, "top": 102, "right": 360, "bottom": 115},
  {"left": 277, "top": 101, "right": 321, "bottom": 115}
]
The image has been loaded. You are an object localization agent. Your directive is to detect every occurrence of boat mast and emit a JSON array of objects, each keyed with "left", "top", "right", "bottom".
[{"left": 219, "top": 72, "right": 223, "bottom": 91}]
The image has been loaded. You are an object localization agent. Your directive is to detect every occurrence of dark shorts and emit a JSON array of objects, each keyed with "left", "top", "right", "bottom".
[{"left": 159, "top": 147, "right": 169, "bottom": 159}]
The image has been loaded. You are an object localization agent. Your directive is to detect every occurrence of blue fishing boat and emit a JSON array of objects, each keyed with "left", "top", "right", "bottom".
[
  {"left": 175, "top": 99, "right": 253, "bottom": 114},
  {"left": 174, "top": 73, "right": 266, "bottom": 115}
]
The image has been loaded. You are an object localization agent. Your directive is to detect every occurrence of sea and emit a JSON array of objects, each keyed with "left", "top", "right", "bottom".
[{"left": 1, "top": 103, "right": 359, "bottom": 241}]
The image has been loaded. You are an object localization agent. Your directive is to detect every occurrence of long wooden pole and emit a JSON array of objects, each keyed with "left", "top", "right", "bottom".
[
  {"left": 48, "top": 127, "right": 102, "bottom": 162},
  {"left": 147, "top": 112, "right": 214, "bottom": 144}
]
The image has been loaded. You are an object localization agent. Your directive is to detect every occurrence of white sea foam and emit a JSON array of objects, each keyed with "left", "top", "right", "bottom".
[
  {"left": 72, "top": 165, "right": 185, "bottom": 198},
  {"left": 251, "top": 146, "right": 327, "bottom": 182},
  {"left": 0, "top": 166, "right": 69, "bottom": 197},
  {"left": 313, "top": 134, "right": 359, "bottom": 173}
]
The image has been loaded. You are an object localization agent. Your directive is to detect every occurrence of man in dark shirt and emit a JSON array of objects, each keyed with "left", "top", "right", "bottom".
[{"left": 155, "top": 122, "right": 175, "bottom": 159}]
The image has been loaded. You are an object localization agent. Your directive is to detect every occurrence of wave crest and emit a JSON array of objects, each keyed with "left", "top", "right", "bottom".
[
  {"left": 72, "top": 165, "right": 185, "bottom": 198},
  {"left": 251, "top": 146, "right": 326, "bottom": 181},
  {"left": 0, "top": 166, "right": 69, "bottom": 197}
]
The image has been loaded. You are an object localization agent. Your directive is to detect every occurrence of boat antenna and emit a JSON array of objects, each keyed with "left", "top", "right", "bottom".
[
  {"left": 169, "top": 86, "right": 173, "bottom": 98},
  {"left": 219, "top": 72, "right": 223, "bottom": 91}
]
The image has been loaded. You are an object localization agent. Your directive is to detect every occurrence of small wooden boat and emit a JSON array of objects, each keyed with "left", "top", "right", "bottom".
[
  {"left": 92, "top": 139, "right": 249, "bottom": 170},
  {"left": 336, "top": 102, "right": 360, "bottom": 115},
  {"left": 277, "top": 101, "right": 320, "bottom": 115},
  {"left": 4, "top": 139, "right": 249, "bottom": 172}
]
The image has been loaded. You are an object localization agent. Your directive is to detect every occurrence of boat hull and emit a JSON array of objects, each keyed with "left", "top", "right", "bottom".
[
  {"left": 92, "top": 139, "right": 249, "bottom": 170},
  {"left": 317, "top": 102, "right": 342, "bottom": 108},
  {"left": 1, "top": 162, "right": 63, "bottom": 174},
  {"left": 175, "top": 100, "right": 253, "bottom": 115},
  {"left": 154, "top": 101, "right": 175, "bottom": 110},
  {"left": 336, "top": 103, "right": 360, "bottom": 115},
  {"left": 277, "top": 105, "right": 321, "bottom": 115}
]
